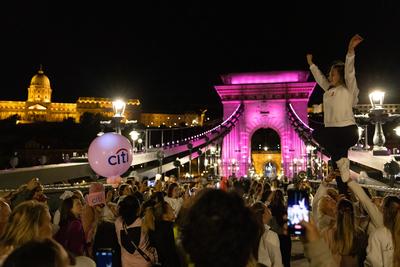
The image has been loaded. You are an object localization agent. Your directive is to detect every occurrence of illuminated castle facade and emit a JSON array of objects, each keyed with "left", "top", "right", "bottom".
[
  {"left": 0, "top": 67, "right": 206, "bottom": 126},
  {"left": 0, "top": 66, "right": 140, "bottom": 123}
]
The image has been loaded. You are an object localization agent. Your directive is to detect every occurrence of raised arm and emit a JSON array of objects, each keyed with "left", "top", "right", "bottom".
[
  {"left": 347, "top": 180, "right": 383, "bottom": 229},
  {"left": 307, "top": 54, "right": 330, "bottom": 91},
  {"left": 345, "top": 34, "right": 363, "bottom": 104}
]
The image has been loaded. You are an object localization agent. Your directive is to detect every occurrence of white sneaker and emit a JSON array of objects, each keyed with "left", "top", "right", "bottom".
[{"left": 336, "top": 158, "right": 350, "bottom": 183}]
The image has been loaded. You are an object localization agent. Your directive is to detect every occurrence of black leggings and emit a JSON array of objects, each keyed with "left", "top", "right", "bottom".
[
  {"left": 312, "top": 125, "right": 359, "bottom": 194},
  {"left": 312, "top": 124, "right": 359, "bottom": 162}
]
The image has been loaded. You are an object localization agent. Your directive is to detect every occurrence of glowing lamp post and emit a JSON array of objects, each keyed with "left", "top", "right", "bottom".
[
  {"left": 306, "top": 145, "right": 314, "bottom": 178},
  {"left": 112, "top": 99, "right": 126, "bottom": 134},
  {"left": 394, "top": 126, "right": 400, "bottom": 137},
  {"left": 369, "top": 91, "right": 389, "bottom": 155},
  {"left": 129, "top": 130, "right": 140, "bottom": 151}
]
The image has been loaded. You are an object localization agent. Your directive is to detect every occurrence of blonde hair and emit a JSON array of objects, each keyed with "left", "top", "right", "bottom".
[
  {"left": 0, "top": 201, "right": 49, "bottom": 248},
  {"left": 382, "top": 196, "right": 400, "bottom": 266},
  {"left": 318, "top": 195, "right": 335, "bottom": 216},
  {"left": 333, "top": 199, "right": 360, "bottom": 255}
]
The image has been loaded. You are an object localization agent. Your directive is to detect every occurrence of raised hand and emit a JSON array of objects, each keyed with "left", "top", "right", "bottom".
[
  {"left": 348, "top": 34, "right": 363, "bottom": 53},
  {"left": 306, "top": 54, "right": 313, "bottom": 66},
  {"left": 300, "top": 218, "right": 320, "bottom": 243}
]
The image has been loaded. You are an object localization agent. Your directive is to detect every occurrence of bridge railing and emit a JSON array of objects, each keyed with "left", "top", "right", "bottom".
[{"left": 0, "top": 104, "right": 244, "bottom": 188}]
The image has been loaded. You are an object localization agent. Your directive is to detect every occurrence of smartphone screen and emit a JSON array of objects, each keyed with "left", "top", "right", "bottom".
[
  {"left": 95, "top": 249, "right": 113, "bottom": 267},
  {"left": 287, "top": 189, "right": 310, "bottom": 235},
  {"left": 147, "top": 179, "right": 155, "bottom": 187}
]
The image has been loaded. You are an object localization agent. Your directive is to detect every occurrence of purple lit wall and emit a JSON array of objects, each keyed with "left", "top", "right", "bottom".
[{"left": 215, "top": 71, "right": 316, "bottom": 178}]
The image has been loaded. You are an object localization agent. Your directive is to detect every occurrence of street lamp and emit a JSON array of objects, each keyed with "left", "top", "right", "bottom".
[
  {"left": 369, "top": 91, "right": 389, "bottom": 155},
  {"left": 100, "top": 99, "right": 137, "bottom": 135},
  {"left": 394, "top": 126, "right": 400, "bottom": 137},
  {"left": 137, "top": 138, "right": 143, "bottom": 151},
  {"left": 306, "top": 144, "right": 314, "bottom": 178},
  {"left": 112, "top": 99, "right": 126, "bottom": 117},
  {"left": 129, "top": 130, "right": 140, "bottom": 151},
  {"left": 112, "top": 99, "right": 126, "bottom": 134}
]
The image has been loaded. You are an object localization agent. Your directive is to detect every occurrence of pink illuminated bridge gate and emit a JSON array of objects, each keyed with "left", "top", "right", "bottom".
[{"left": 214, "top": 71, "right": 316, "bottom": 178}]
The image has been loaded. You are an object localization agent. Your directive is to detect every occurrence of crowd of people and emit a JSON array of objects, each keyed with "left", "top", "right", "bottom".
[
  {"left": 0, "top": 170, "right": 398, "bottom": 267},
  {"left": 0, "top": 34, "right": 399, "bottom": 267}
]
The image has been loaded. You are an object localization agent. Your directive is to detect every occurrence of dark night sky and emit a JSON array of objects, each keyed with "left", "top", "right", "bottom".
[{"left": 0, "top": 1, "right": 399, "bottom": 118}]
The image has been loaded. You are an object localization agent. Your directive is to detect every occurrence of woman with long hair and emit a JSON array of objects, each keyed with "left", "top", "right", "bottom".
[
  {"left": 0, "top": 201, "right": 53, "bottom": 264},
  {"left": 269, "top": 189, "right": 291, "bottom": 267},
  {"left": 322, "top": 198, "right": 367, "bottom": 266},
  {"left": 365, "top": 196, "right": 400, "bottom": 267},
  {"left": 251, "top": 201, "right": 283, "bottom": 267},
  {"left": 115, "top": 195, "right": 157, "bottom": 267},
  {"left": 54, "top": 195, "right": 86, "bottom": 256},
  {"left": 151, "top": 200, "right": 180, "bottom": 267},
  {"left": 164, "top": 183, "right": 183, "bottom": 217}
]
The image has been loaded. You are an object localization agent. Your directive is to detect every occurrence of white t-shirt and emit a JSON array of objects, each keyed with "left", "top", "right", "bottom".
[{"left": 310, "top": 53, "right": 359, "bottom": 127}]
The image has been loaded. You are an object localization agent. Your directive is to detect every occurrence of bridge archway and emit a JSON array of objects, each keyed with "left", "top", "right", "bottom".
[
  {"left": 214, "top": 71, "right": 316, "bottom": 178},
  {"left": 251, "top": 128, "right": 281, "bottom": 177}
]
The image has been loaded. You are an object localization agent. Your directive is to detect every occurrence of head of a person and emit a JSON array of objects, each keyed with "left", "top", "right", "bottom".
[
  {"left": 181, "top": 189, "right": 259, "bottom": 267},
  {"left": 318, "top": 194, "right": 337, "bottom": 218},
  {"left": 334, "top": 198, "right": 356, "bottom": 255},
  {"left": 0, "top": 200, "right": 11, "bottom": 224},
  {"left": 73, "top": 190, "right": 85, "bottom": 205},
  {"left": 118, "top": 184, "right": 133, "bottom": 197},
  {"left": 151, "top": 191, "right": 165, "bottom": 204},
  {"left": 118, "top": 195, "right": 141, "bottom": 225},
  {"left": 2, "top": 238, "right": 70, "bottom": 267},
  {"left": 270, "top": 189, "right": 285, "bottom": 211},
  {"left": 326, "top": 188, "right": 339, "bottom": 201},
  {"left": 167, "top": 182, "right": 179, "bottom": 198},
  {"left": 32, "top": 185, "right": 48, "bottom": 203},
  {"left": 105, "top": 187, "right": 116, "bottom": 202},
  {"left": 382, "top": 195, "right": 400, "bottom": 231},
  {"left": 59, "top": 195, "right": 82, "bottom": 225},
  {"left": 154, "top": 180, "right": 163, "bottom": 192},
  {"left": 1, "top": 201, "right": 52, "bottom": 248},
  {"left": 154, "top": 200, "right": 175, "bottom": 222},
  {"left": 251, "top": 201, "right": 272, "bottom": 231},
  {"left": 0, "top": 200, "right": 11, "bottom": 237},
  {"left": 328, "top": 61, "right": 345, "bottom": 87}
]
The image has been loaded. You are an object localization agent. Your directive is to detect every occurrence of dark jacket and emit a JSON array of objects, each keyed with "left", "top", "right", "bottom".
[
  {"left": 151, "top": 220, "right": 180, "bottom": 267},
  {"left": 93, "top": 221, "right": 122, "bottom": 267}
]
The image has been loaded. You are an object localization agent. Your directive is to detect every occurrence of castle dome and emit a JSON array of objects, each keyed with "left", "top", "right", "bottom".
[{"left": 30, "top": 66, "right": 51, "bottom": 88}]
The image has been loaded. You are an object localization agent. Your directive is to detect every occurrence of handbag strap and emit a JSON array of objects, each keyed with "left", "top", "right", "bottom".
[{"left": 123, "top": 222, "right": 152, "bottom": 262}]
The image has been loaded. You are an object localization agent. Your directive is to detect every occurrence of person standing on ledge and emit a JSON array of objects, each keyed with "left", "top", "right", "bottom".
[{"left": 307, "top": 34, "right": 363, "bottom": 190}]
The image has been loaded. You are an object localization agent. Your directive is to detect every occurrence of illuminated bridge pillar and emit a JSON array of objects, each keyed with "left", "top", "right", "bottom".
[{"left": 215, "top": 71, "right": 316, "bottom": 178}]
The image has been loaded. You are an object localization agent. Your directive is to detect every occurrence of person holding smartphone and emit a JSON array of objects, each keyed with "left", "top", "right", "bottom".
[{"left": 287, "top": 189, "right": 310, "bottom": 236}]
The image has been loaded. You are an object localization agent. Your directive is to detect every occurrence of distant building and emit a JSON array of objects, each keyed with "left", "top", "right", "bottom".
[
  {"left": 140, "top": 111, "right": 206, "bottom": 128},
  {"left": 0, "top": 66, "right": 206, "bottom": 127},
  {"left": 0, "top": 66, "right": 140, "bottom": 123}
]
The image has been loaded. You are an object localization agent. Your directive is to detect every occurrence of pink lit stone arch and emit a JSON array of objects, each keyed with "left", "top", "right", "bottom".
[{"left": 215, "top": 71, "right": 316, "bottom": 178}]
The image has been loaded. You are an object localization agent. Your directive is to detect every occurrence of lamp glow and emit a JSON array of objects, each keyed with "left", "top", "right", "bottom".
[
  {"left": 112, "top": 99, "right": 126, "bottom": 117},
  {"left": 129, "top": 130, "right": 140, "bottom": 141},
  {"left": 369, "top": 91, "right": 385, "bottom": 109},
  {"left": 394, "top": 126, "right": 400, "bottom": 137}
]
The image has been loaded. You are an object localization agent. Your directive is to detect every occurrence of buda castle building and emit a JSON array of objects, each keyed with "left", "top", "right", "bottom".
[{"left": 0, "top": 67, "right": 204, "bottom": 127}]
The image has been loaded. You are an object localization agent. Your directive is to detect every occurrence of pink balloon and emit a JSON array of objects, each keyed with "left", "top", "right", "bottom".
[{"left": 88, "top": 133, "right": 133, "bottom": 178}]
